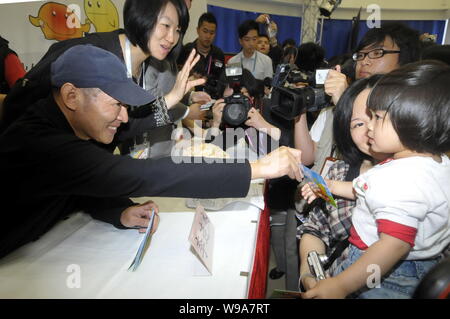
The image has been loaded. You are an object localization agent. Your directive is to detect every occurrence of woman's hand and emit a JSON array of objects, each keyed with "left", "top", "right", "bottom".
[{"left": 165, "top": 49, "right": 206, "bottom": 108}]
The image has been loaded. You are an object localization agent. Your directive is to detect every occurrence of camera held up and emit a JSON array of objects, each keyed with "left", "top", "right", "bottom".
[
  {"left": 220, "top": 63, "right": 252, "bottom": 127},
  {"left": 270, "top": 64, "right": 332, "bottom": 120}
]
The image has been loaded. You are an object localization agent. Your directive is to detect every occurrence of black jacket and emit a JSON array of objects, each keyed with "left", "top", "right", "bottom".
[{"left": 0, "top": 96, "right": 251, "bottom": 258}]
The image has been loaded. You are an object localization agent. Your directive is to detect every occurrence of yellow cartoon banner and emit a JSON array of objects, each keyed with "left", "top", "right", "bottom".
[{"left": 0, "top": 0, "right": 123, "bottom": 70}]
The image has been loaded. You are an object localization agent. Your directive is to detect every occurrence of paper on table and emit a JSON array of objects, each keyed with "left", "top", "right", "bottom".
[
  {"left": 185, "top": 183, "right": 264, "bottom": 211},
  {"left": 128, "top": 209, "right": 156, "bottom": 271},
  {"left": 188, "top": 206, "right": 215, "bottom": 275}
]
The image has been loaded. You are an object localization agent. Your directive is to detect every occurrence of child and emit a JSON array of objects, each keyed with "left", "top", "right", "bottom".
[{"left": 302, "top": 61, "right": 450, "bottom": 299}]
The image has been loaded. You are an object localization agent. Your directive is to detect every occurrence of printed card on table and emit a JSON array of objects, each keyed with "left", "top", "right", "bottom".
[
  {"left": 188, "top": 205, "right": 215, "bottom": 276},
  {"left": 301, "top": 165, "right": 337, "bottom": 208}
]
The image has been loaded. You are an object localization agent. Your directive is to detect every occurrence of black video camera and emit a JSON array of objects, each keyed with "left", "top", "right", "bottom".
[{"left": 270, "top": 64, "right": 331, "bottom": 120}]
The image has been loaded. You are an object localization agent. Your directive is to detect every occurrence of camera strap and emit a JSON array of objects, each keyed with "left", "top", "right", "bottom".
[
  {"left": 124, "top": 37, "right": 146, "bottom": 90},
  {"left": 323, "top": 238, "right": 349, "bottom": 270}
]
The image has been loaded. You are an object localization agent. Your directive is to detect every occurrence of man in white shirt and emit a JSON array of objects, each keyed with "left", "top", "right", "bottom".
[{"left": 228, "top": 20, "right": 273, "bottom": 81}]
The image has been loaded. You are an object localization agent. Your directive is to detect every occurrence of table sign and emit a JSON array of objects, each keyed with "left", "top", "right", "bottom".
[{"left": 188, "top": 205, "right": 215, "bottom": 276}]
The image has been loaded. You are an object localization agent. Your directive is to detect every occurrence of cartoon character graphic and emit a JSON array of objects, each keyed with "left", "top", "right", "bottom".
[
  {"left": 84, "top": 0, "right": 119, "bottom": 32},
  {"left": 29, "top": 2, "right": 90, "bottom": 41}
]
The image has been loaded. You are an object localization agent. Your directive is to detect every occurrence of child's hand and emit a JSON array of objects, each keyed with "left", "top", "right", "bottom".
[
  {"left": 301, "top": 182, "right": 327, "bottom": 203},
  {"left": 301, "top": 277, "right": 348, "bottom": 299}
]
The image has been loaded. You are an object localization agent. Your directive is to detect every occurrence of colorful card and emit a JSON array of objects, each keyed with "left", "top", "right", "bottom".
[{"left": 301, "top": 165, "right": 337, "bottom": 208}]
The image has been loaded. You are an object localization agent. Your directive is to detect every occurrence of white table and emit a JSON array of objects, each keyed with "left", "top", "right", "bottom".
[{"left": 0, "top": 196, "right": 263, "bottom": 299}]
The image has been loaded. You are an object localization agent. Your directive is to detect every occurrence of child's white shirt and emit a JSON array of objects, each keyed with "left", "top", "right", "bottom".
[{"left": 351, "top": 155, "right": 450, "bottom": 260}]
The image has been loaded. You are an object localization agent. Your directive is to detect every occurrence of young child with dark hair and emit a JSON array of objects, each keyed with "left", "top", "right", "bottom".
[{"left": 302, "top": 61, "right": 450, "bottom": 299}]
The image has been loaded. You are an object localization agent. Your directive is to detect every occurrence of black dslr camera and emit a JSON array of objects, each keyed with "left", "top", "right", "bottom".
[
  {"left": 270, "top": 64, "right": 332, "bottom": 120},
  {"left": 221, "top": 63, "right": 252, "bottom": 127}
]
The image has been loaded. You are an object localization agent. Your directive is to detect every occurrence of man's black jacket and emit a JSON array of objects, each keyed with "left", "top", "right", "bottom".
[{"left": 0, "top": 96, "right": 251, "bottom": 258}]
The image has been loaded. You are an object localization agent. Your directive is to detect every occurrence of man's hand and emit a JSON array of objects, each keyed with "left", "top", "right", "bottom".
[
  {"left": 250, "top": 146, "right": 303, "bottom": 181},
  {"left": 324, "top": 65, "right": 348, "bottom": 106},
  {"left": 120, "top": 200, "right": 160, "bottom": 234},
  {"left": 255, "top": 13, "right": 270, "bottom": 24}
]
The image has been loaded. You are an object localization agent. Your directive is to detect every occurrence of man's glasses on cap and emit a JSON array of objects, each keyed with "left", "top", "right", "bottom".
[{"left": 352, "top": 48, "right": 401, "bottom": 61}]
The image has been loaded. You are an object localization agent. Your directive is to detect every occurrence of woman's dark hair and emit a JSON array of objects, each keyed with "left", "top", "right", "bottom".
[
  {"left": 421, "top": 44, "right": 450, "bottom": 66},
  {"left": 333, "top": 74, "right": 383, "bottom": 168},
  {"left": 295, "top": 42, "right": 326, "bottom": 72},
  {"left": 282, "top": 46, "right": 298, "bottom": 64},
  {"left": 282, "top": 38, "right": 296, "bottom": 49},
  {"left": 367, "top": 60, "right": 450, "bottom": 155},
  {"left": 355, "top": 22, "right": 421, "bottom": 66},
  {"left": 124, "top": 0, "right": 189, "bottom": 59}
]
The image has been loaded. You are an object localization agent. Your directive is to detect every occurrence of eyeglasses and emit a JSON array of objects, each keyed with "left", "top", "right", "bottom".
[{"left": 352, "top": 48, "right": 401, "bottom": 61}]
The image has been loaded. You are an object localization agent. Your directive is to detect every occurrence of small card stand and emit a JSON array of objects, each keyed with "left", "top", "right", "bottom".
[{"left": 188, "top": 205, "right": 215, "bottom": 276}]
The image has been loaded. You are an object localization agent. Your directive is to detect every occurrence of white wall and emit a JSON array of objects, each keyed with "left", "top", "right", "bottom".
[{"left": 184, "top": 0, "right": 207, "bottom": 44}]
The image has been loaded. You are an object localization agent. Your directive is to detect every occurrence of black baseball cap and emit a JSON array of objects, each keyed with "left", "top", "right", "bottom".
[{"left": 51, "top": 44, "right": 155, "bottom": 106}]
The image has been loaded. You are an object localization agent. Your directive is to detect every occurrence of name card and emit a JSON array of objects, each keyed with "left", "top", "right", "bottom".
[{"left": 188, "top": 205, "right": 215, "bottom": 276}]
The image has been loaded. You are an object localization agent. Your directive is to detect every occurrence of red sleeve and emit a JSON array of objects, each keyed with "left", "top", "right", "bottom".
[
  {"left": 4, "top": 53, "right": 26, "bottom": 88},
  {"left": 377, "top": 219, "right": 417, "bottom": 248}
]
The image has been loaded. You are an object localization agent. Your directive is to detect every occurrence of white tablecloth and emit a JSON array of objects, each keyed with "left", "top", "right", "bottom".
[{"left": 0, "top": 200, "right": 262, "bottom": 299}]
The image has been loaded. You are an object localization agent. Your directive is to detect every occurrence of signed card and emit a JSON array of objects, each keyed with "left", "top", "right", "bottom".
[
  {"left": 301, "top": 165, "right": 337, "bottom": 208},
  {"left": 188, "top": 205, "right": 215, "bottom": 275}
]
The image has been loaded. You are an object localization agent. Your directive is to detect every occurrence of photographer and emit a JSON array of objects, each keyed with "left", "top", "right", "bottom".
[
  {"left": 205, "top": 67, "right": 284, "bottom": 153},
  {"left": 177, "top": 12, "right": 225, "bottom": 84}
]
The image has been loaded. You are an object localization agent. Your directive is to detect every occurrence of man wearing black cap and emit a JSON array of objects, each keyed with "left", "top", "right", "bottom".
[{"left": 0, "top": 45, "right": 303, "bottom": 258}]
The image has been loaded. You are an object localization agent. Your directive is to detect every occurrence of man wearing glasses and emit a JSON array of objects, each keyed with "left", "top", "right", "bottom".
[{"left": 294, "top": 22, "right": 421, "bottom": 171}]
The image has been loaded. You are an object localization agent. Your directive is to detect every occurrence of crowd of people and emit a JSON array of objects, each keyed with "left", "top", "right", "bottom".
[{"left": 0, "top": 0, "right": 449, "bottom": 299}]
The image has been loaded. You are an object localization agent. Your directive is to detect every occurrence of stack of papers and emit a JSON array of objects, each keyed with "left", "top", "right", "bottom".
[{"left": 128, "top": 209, "right": 156, "bottom": 271}]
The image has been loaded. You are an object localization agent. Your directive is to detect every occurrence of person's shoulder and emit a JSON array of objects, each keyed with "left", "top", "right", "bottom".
[
  {"left": 182, "top": 41, "right": 196, "bottom": 50},
  {"left": 211, "top": 44, "right": 225, "bottom": 56},
  {"left": 228, "top": 53, "right": 240, "bottom": 62},
  {"left": 258, "top": 51, "right": 272, "bottom": 62}
]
